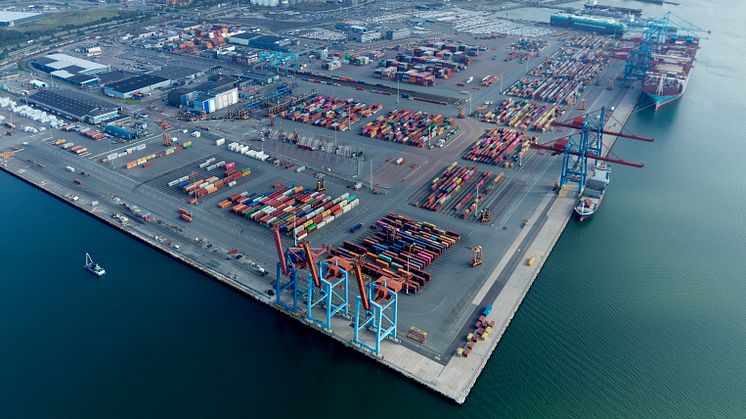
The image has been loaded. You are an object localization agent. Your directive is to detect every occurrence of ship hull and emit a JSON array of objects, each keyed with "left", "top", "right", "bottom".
[
  {"left": 643, "top": 90, "right": 683, "bottom": 110},
  {"left": 573, "top": 210, "right": 594, "bottom": 222}
]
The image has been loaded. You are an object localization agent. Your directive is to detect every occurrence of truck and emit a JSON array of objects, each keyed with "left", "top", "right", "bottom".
[
  {"left": 351, "top": 181, "right": 363, "bottom": 191},
  {"left": 349, "top": 223, "right": 363, "bottom": 233}
]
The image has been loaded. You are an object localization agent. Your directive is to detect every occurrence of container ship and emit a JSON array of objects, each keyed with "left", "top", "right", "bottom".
[
  {"left": 642, "top": 34, "right": 699, "bottom": 110},
  {"left": 550, "top": 13, "right": 626, "bottom": 37},
  {"left": 574, "top": 164, "right": 610, "bottom": 222}
]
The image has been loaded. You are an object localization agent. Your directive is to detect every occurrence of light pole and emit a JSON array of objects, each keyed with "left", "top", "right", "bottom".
[{"left": 406, "top": 244, "right": 414, "bottom": 274}]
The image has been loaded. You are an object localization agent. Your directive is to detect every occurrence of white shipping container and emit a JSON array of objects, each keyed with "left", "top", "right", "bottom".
[
  {"left": 216, "top": 138, "right": 225, "bottom": 146},
  {"left": 137, "top": 144, "right": 147, "bottom": 151},
  {"left": 228, "top": 180, "right": 237, "bottom": 187},
  {"left": 107, "top": 153, "right": 119, "bottom": 161}
]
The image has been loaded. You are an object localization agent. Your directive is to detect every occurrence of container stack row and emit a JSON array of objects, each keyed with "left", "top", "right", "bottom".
[
  {"left": 360, "top": 108, "right": 451, "bottom": 148},
  {"left": 79, "top": 127, "right": 107, "bottom": 141},
  {"left": 462, "top": 128, "right": 529, "bottom": 166},
  {"left": 101, "top": 143, "right": 147, "bottom": 164},
  {"left": 178, "top": 163, "right": 250, "bottom": 201},
  {"left": 331, "top": 213, "right": 460, "bottom": 295},
  {"left": 124, "top": 141, "right": 193, "bottom": 169},
  {"left": 280, "top": 95, "right": 383, "bottom": 132},
  {"left": 479, "top": 99, "right": 564, "bottom": 132},
  {"left": 219, "top": 185, "right": 358, "bottom": 239},
  {"left": 454, "top": 171, "right": 505, "bottom": 219},
  {"left": 414, "top": 162, "right": 478, "bottom": 212},
  {"left": 503, "top": 34, "right": 611, "bottom": 105}
]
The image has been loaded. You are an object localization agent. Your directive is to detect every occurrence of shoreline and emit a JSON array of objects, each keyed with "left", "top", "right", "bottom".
[{"left": 0, "top": 84, "right": 641, "bottom": 405}]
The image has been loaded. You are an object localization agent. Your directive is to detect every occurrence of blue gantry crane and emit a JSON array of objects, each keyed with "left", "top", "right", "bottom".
[
  {"left": 304, "top": 249, "right": 351, "bottom": 333},
  {"left": 352, "top": 261, "right": 399, "bottom": 356},
  {"left": 273, "top": 227, "right": 328, "bottom": 312},
  {"left": 533, "top": 107, "right": 654, "bottom": 193},
  {"left": 255, "top": 51, "right": 299, "bottom": 75},
  {"left": 624, "top": 12, "right": 705, "bottom": 82}
]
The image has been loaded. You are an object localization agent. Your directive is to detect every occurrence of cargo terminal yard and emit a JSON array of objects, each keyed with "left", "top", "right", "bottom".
[{"left": 0, "top": 0, "right": 664, "bottom": 404}]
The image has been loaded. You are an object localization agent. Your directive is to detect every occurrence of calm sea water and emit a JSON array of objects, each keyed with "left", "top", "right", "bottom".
[{"left": 2, "top": 1, "right": 745, "bottom": 417}]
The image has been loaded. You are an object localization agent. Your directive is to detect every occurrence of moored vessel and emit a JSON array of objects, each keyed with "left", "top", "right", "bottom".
[{"left": 574, "top": 164, "right": 610, "bottom": 221}]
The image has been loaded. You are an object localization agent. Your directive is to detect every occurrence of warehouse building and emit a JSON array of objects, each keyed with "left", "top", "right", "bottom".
[
  {"left": 27, "top": 89, "right": 120, "bottom": 124},
  {"left": 386, "top": 28, "right": 411, "bottom": 40},
  {"left": 150, "top": 65, "right": 204, "bottom": 84},
  {"left": 355, "top": 31, "right": 382, "bottom": 43},
  {"left": 97, "top": 70, "right": 134, "bottom": 86},
  {"left": 228, "top": 32, "right": 259, "bottom": 46},
  {"left": 172, "top": 75, "right": 239, "bottom": 114},
  {"left": 31, "top": 53, "right": 110, "bottom": 85},
  {"left": 0, "top": 11, "right": 43, "bottom": 27},
  {"left": 103, "top": 74, "right": 170, "bottom": 99},
  {"left": 183, "top": 86, "right": 239, "bottom": 114},
  {"left": 168, "top": 75, "right": 238, "bottom": 107},
  {"left": 229, "top": 34, "right": 296, "bottom": 52}
]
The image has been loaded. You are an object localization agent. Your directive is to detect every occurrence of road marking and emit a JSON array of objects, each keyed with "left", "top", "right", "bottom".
[{"left": 87, "top": 135, "right": 159, "bottom": 160}]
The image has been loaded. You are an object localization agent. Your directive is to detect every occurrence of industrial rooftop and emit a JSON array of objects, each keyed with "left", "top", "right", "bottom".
[{"left": 26, "top": 89, "right": 119, "bottom": 120}]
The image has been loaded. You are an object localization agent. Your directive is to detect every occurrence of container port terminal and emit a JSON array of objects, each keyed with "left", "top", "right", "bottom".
[{"left": 0, "top": 0, "right": 697, "bottom": 404}]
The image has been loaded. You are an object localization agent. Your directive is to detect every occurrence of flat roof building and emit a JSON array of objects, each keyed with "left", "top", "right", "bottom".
[
  {"left": 31, "top": 53, "right": 110, "bottom": 86},
  {"left": 27, "top": 89, "right": 119, "bottom": 124},
  {"left": 103, "top": 75, "right": 170, "bottom": 99},
  {"left": 0, "top": 11, "right": 43, "bottom": 27},
  {"left": 149, "top": 65, "right": 204, "bottom": 83},
  {"left": 98, "top": 70, "right": 134, "bottom": 85}
]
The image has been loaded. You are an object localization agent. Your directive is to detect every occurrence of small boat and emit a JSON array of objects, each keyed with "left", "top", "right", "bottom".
[{"left": 84, "top": 253, "right": 106, "bottom": 277}]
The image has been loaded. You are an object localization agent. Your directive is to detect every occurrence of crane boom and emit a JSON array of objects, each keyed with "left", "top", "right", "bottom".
[
  {"left": 531, "top": 142, "right": 644, "bottom": 168},
  {"left": 301, "top": 241, "right": 321, "bottom": 288},
  {"left": 273, "top": 227, "right": 288, "bottom": 275},
  {"left": 551, "top": 121, "right": 655, "bottom": 142},
  {"left": 353, "top": 261, "right": 371, "bottom": 311}
]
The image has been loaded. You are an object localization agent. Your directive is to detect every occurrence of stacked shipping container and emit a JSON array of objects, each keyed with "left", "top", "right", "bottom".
[
  {"left": 480, "top": 99, "right": 564, "bottom": 132},
  {"left": 124, "top": 141, "right": 193, "bottom": 169},
  {"left": 330, "top": 213, "right": 461, "bottom": 294},
  {"left": 360, "top": 109, "right": 451, "bottom": 148},
  {"left": 219, "top": 185, "right": 359, "bottom": 239},
  {"left": 462, "top": 128, "right": 530, "bottom": 166},
  {"left": 280, "top": 95, "right": 383, "bottom": 132},
  {"left": 175, "top": 163, "right": 250, "bottom": 199},
  {"left": 415, "top": 162, "right": 478, "bottom": 212},
  {"left": 503, "top": 34, "right": 612, "bottom": 105}
]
